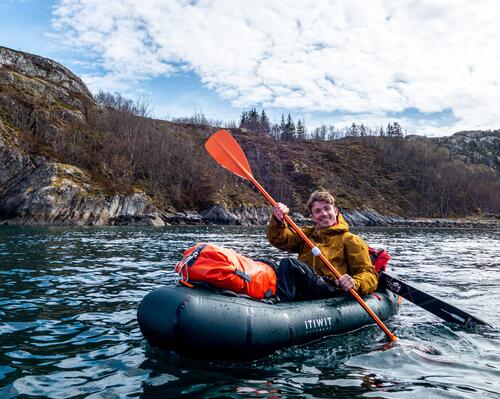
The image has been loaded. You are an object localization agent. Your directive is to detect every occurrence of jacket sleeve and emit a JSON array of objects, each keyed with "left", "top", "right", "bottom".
[
  {"left": 344, "top": 234, "right": 379, "bottom": 294},
  {"left": 266, "top": 214, "right": 304, "bottom": 253}
]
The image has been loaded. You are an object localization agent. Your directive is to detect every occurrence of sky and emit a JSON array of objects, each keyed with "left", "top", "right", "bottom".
[{"left": 1, "top": 0, "right": 499, "bottom": 136}]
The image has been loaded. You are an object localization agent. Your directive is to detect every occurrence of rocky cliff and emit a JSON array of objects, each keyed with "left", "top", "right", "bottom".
[
  {"left": 433, "top": 130, "right": 500, "bottom": 170},
  {"left": 0, "top": 46, "right": 164, "bottom": 226}
]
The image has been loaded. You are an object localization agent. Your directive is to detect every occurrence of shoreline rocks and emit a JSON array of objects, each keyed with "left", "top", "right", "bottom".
[
  {"left": 155, "top": 204, "right": 499, "bottom": 229},
  {"left": 2, "top": 191, "right": 498, "bottom": 228},
  {"left": 386, "top": 218, "right": 499, "bottom": 229}
]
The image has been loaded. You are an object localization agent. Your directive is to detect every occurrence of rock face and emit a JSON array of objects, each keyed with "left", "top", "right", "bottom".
[
  {"left": 165, "top": 204, "right": 403, "bottom": 227},
  {"left": 160, "top": 204, "right": 498, "bottom": 229},
  {"left": 0, "top": 46, "right": 164, "bottom": 226},
  {"left": 433, "top": 130, "right": 500, "bottom": 170},
  {"left": 0, "top": 46, "right": 91, "bottom": 98},
  {"left": 341, "top": 208, "right": 405, "bottom": 226},
  {"left": 0, "top": 152, "right": 164, "bottom": 226}
]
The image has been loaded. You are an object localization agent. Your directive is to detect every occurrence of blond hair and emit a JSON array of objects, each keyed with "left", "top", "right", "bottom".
[{"left": 306, "top": 190, "right": 336, "bottom": 211}]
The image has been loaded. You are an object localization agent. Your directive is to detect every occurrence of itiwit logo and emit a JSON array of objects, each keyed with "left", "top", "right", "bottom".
[{"left": 304, "top": 317, "right": 333, "bottom": 333}]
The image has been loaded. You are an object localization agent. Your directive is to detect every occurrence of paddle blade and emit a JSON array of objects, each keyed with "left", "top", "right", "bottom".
[
  {"left": 205, "top": 129, "right": 253, "bottom": 180},
  {"left": 380, "top": 272, "right": 492, "bottom": 329}
]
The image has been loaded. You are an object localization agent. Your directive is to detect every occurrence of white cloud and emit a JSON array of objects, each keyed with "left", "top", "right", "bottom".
[{"left": 51, "top": 0, "right": 500, "bottom": 135}]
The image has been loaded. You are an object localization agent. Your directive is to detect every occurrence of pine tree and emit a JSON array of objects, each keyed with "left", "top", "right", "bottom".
[
  {"left": 359, "top": 123, "right": 367, "bottom": 137},
  {"left": 239, "top": 108, "right": 268, "bottom": 133},
  {"left": 248, "top": 108, "right": 259, "bottom": 132},
  {"left": 296, "top": 119, "right": 305, "bottom": 140},
  {"left": 349, "top": 123, "right": 359, "bottom": 137},
  {"left": 259, "top": 110, "right": 270, "bottom": 134},
  {"left": 386, "top": 123, "right": 394, "bottom": 137},
  {"left": 285, "top": 114, "right": 296, "bottom": 141},
  {"left": 392, "top": 121, "right": 403, "bottom": 136},
  {"left": 239, "top": 111, "right": 248, "bottom": 128},
  {"left": 279, "top": 114, "right": 288, "bottom": 140}
]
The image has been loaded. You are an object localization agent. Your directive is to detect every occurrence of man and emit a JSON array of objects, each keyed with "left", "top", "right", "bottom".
[{"left": 267, "top": 190, "right": 378, "bottom": 301}]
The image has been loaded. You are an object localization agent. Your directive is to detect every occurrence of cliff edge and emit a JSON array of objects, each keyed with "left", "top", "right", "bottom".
[{"left": 0, "top": 47, "right": 164, "bottom": 225}]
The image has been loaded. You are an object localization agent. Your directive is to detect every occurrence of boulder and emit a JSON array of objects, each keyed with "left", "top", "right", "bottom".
[
  {"left": 201, "top": 204, "right": 241, "bottom": 225},
  {"left": 0, "top": 46, "right": 92, "bottom": 98},
  {"left": 162, "top": 211, "right": 204, "bottom": 225}
]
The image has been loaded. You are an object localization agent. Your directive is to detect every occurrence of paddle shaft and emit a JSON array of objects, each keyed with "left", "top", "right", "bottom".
[{"left": 214, "top": 135, "right": 397, "bottom": 341}]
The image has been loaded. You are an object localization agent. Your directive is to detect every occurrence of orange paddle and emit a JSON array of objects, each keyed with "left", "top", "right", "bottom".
[{"left": 205, "top": 129, "right": 397, "bottom": 342}]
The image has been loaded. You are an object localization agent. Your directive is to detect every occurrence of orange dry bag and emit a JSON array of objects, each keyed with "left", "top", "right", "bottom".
[{"left": 175, "top": 243, "right": 277, "bottom": 300}]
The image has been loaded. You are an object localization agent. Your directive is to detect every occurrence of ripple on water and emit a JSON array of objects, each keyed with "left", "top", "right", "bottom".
[
  {"left": 0, "top": 226, "right": 499, "bottom": 398},
  {"left": 345, "top": 340, "right": 500, "bottom": 398}
]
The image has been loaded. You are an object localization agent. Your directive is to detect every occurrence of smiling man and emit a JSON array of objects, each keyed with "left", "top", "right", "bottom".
[{"left": 267, "top": 190, "right": 378, "bottom": 302}]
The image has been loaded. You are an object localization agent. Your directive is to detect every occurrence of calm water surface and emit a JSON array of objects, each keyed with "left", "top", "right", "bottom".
[{"left": 0, "top": 225, "right": 499, "bottom": 398}]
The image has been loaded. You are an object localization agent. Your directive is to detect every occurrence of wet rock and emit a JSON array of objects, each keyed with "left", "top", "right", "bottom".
[
  {"left": 201, "top": 204, "right": 243, "bottom": 225},
  {"left": 341, "top": 209, "right": 398, "bottom": 226},
  {"left": 342, "top": 209, "right": 372, "bottom": 226},
  {"left": 163, "top": 211, "right": 204, "bottom": 225},
  {"left": 0, "top": 158, "right": 164, "bottom": 226},
  {"left": 201, "top": 204, "right": 272, "bottom": 226},
  {"left": 110, "top": 214, "right": 164, "bottom": 226},
  {"left": 290, "top": 211, "right": 311, "bottom": 225},
  {"left": 233, "top": 204, "right": 271, "bottom": 225}
]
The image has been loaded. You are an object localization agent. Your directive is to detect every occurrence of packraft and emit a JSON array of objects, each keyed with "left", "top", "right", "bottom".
[
  {"left": 137, "top": 283, "right": 400, "bottom": 360},
  {"left": 137, "top": 244, "right": 399, "bottom": 360},
  {"left": 175, "top": 243, "right": 277, "bottom": 300}
]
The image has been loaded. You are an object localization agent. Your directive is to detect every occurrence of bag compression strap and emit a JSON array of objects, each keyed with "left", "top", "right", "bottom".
[
  {"left": 185, "top": 243, "right": 208, "bottom": 266},
  {"left": 235, "top": 268, "right": 251, "bottom": 283},
  {"left": 176, "top": 243, "right": 208, "bottom": 286}
]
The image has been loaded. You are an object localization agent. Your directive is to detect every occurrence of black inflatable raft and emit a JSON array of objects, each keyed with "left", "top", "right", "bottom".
[{"left": 137, "top": 285, "right": 400, "bottom": 360}]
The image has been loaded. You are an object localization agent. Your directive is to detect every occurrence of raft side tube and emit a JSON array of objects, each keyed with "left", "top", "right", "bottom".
[{"left": 137, "top": 285, "right": 399, "bottom": 360}]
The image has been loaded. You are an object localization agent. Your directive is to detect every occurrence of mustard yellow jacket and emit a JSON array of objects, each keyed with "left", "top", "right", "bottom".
[{"left": 266, "top": 213, "right": 378, "bottom": 294}]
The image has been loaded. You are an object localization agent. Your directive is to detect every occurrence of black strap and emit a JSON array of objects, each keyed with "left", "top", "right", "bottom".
[
  {"left": 235, "top": 268, "right": 251, "bottom": 283},
  {"left": 186, "top": 243, "right": 208, "bottom": 266}
]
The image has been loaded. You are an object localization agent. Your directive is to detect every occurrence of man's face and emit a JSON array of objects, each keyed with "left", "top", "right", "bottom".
[{"left": 310, "top": 200, "right": 338, "bottom": 228}]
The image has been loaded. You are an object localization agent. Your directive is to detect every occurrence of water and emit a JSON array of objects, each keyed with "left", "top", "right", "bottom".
[{"left": 0, "top": 225, "right": 499, "bottom": 398}]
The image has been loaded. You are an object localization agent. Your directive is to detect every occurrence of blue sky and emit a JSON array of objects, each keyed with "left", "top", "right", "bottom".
[{"left": 1, "top": 0, "right": 499, "bottom": 136}]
